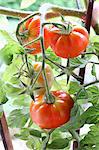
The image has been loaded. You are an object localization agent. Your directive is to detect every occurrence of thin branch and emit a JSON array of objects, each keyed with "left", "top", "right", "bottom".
[
  {"left": 81, "top": 52, "right": 99, "bottom": 57},
  {"left": 67, "top": 59, "right": 70, "bottom": 84},
  {"left": 75, "top": 0, "right": 82, "bottom": 9},
  {"left": 51, "top": 6, "right": 85, "bottom": 18},
  {"left": 0, "top": 6, "right": 32, "bottom": 18},
  {"left": 42, "top": 130, "right": 54, "bottom": 150},
  {"left": 88, "top": 61, "right": 99, "bottom": 65},
  {"left": 0, "top": 6, "right": 86, "bottom": 19},
  {"left": 84, "top": 80, "right": 99, "bottom": 87}
]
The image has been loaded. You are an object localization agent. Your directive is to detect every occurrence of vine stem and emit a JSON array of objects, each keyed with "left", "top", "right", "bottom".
[
  {"left": 84, "top": 80, "right": 99, "bottom": 87},
  {"left": 81, "top": 52, "right": 99, "bottom": 57},
  {"left": 88, "top": 61, "right": 99, "bottom": 65},
  {"left": 40, "top": 27, "right": 53, "bottom": 103},
  {"left": 42, "top": 130, "right": 54, "bottom": 150},
  {"left": 69, "top": 129, "right": 80, "bottom": 148}
]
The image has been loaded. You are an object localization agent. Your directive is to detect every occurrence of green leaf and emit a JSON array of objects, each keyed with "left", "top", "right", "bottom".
[
  {"left": 38, "top": 47, "right": 61, "bottom": 69},
  {"left": 21, "top": 0, "right": 36, "bottom": 9},
  {"left": 47, "top": 138, "right": 69, "bottom": 149},
  {"left": 76, "top": 88, "right": 89, "bottom": 101},
  {"left": 14, "top": 128, "right": 30, "bottom": 140},
  {"left": 86, "top": 86, "right": 99, "bottom": 105},
  {"left": 26, "top": 138, "right": 35, "bottom": 149},
  {"left": 29, "top": 129, "right": 42, "bottom": 138},
  {"left": 80, "top": 105, "right": 99, "bottom": 124},
  {"left": 0, "top": 30, "right": 23, "bottom": 65},
  {"left": 80, "top": 124, "right": 99, "bottom": 150},
  {"left": 8, "top": 108, "right": 29, "bottom": 128},
  {"left": 0, "top": 106, "right": 3, "bottom": 118},
  {"left": 2, "top": 56, "right": 22, "bottom": 82},
  {"left": 13, "top": 95, "right": 31, "bottom": 107},
  {"left": 94, "top": 42, "right": 99, "bottom": 52},
  {"left": 68, "top": 81, "right": 81, "bottom": 94},
  {"left": 0, "top": 79, "right": 8, "bottom": 105},
  {"left": 51, "top": 129, "right": 64, "bottom": 140},
  {"left": 60, "top": 103, "right": 82, "bottom": 131},
  {"left": 26, "top": 137, "right": 41, "bottom": 149},
  {"left": 70, "top": 57, "right": 87, "bottom": 68},
  {"left": 91, "top": 64, "right": 96, "bottom": 77},
  {"left": 91, "top": 35, "right": 99, "bottom": 43},
  {"left": 4, "top": 83, "right": 24, "bottom": 98}
]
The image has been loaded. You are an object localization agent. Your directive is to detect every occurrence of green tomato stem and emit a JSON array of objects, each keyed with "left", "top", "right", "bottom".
[
  {"left": 23, "top": 36, "right": 41, "bottom": 48},
  {"left": 84, "top": 80, "right": 99, "bottom": 87},
  {"left": 81, "top": 52, "right": 99, "bottom": 57},
  {"left": 42, "top": 129, "right": 54, "bottom": 150},
  {"left": 88, "top": 61, "right": 99, "bottom": 65},
  {"left": 69, "top": 129, "right": 80, "bottom": 148}
]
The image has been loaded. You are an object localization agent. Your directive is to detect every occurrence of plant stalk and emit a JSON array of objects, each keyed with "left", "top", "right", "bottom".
[
  {"left": 42, "top": 130, "right": 54, "bottom": 150},
  {"left": 0, "top": 6, "right": 85, "bottom": 19}
]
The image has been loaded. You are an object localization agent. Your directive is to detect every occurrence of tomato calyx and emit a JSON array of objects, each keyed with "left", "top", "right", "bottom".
[
  {"left": 44, "top": 93, "right": 55, "bottom": 104},
  {"left": 52, "top": 22, "right": 73, "bottom": 35}
]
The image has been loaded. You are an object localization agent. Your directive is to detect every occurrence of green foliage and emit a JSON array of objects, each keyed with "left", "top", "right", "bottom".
[
  {"left": 80, "top": 124, "right": 99, "bottom": 150},
  {"left": 0, "top": 106, "right": 3, "bottom": 118},
  {"left": 38, "top": 47, "right": 61, "bottom": 69},
  {"left": 8, "top": 108, "right": 29, "bottom": 128},
  {"left": 20, "top": 0, "right": 36, "bottom": 9},
  {"left": 0, "top": 0, "right": 77, "bottom": 11},
  {"left": 80, "top": 105, "right": 99, "bottom": 124},
  {"left": 29, "top": 128, "right": 42, "bottom": 138},
  {"left": 0, "top": 79, "right": 8, "bottom": 105},
  {"left": 0, "top": 30, "right": 24, "bottom": 65},
  {"left": 91, "top": 64, "right": 97, "bottom": 78},
  {"left": 0, "top": 1, "right": 99, "bottom": 150},
  {"left": 68, "top": 81, "right": 81, "bottom": 95},
  {"left": 89, "top": 35, "right": 99, "bottom": 56},
  {"left": 47, "top": 138, "right": 69, "bottom": 149},
  {"left": 86, "top": 86, "right": 99, "bottom": 105},
  {"left": 15, "top": 128, "right": 30, "bottom": 140}
]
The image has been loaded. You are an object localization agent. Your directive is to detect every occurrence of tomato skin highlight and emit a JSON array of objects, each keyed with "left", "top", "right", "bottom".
[
  {"left": 30, "top": 91, "right": 74, "bottom": 129},
  {"left": 48, "top": 26, "right": 89, "bottom": 58},
  {"left": 19, "top": 16, "right": 49, "bottom": 55}
]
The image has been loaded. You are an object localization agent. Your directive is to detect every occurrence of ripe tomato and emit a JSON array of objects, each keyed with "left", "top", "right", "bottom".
[
  {"left": 33, "top": 62, "right": 54, "bottom": 95},
  {"left": 48, "top": 25, "right": 89, "bottom": 58},
  {"left": 19, "top": 16, "right": 49, "bottom": 55},
  {"left": 30, "top": 91, "right": 74, "bottom": 129}
]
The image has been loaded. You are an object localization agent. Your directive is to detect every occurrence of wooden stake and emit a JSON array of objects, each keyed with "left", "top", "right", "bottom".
[
  {"left": 0, "top": 113, "right": 13, "bottom": 150},
  {"left": 73, "top": 0, "right": 95, "bottom": 149}
]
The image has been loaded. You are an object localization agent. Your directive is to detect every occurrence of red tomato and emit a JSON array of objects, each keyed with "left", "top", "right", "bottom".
[
  {"left": 19, "top": 16, "right": 49, "bottom": 55},
  {"left": 48, "top": 25, "right": 89, "bottom": 58},
  {"left": 30, "top": 91, "right": 74, "bottom": 129}
]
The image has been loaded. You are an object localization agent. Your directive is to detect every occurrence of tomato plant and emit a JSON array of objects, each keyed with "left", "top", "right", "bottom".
[
  {"left": 48, "top": 25, "right": 89, "bottom": 58},
  {"left": 19, "top": 15, "right": 49, "bottom": 55},
  {"left": 30, "top": 91, "right": 74, "bottom": 129},
  {"left": 0, "top": 0, "right": 99, "bottom": 150}
]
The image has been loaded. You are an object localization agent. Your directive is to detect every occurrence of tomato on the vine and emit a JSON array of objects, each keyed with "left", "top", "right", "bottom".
[
  {"left": 33, "top": 62, "right": 54, "bottom": 95},
  {"left": 30, "top": 91, "right": 74, "bottom": 129},
  {"left": 48, "top": 25, "right": 89, "bottom": 58},
  {"left": 19, "top": 16, "right": 49, "bottom": 55}
]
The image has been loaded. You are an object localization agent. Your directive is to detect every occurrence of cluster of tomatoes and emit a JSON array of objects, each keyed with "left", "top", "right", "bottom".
[{"left": 19, "top": 15, "right": 89, "bottom": 129}]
